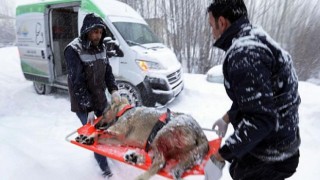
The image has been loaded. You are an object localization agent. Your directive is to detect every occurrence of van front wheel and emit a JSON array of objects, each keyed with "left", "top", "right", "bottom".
[
  {"left": 33, "top": 82, "right": 52, "bottom": 95},
  {"left": 117, "top": 82, "right": 142, "bottom": 107}
]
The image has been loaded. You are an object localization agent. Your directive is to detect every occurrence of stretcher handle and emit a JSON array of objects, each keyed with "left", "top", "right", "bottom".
[
  {"left": 202, "top": 127, "right": 219, "bottom": 133},
  {"left": 202, "top": 127, "right": 224, "bottom": 140},
  {"left": 65, "top": 129, "right": 78, "bottom": 142}
]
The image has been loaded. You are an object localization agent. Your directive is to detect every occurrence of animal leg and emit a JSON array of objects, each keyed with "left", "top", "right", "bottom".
[
  {"left": 135, "top": 153, "right": 165, "bottom": 180},
  {"left": 171, "top": 141, "right": 209, "bottom": 180},
  {"left": 171, "top": 154, "right": 194, "bottom": 180},
  {"left": 97, "top": 136, "right": 123, "bottom": 146}
]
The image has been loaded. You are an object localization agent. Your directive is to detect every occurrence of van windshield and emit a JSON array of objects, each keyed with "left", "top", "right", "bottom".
[{"left": 113, "top": 22, "right": 160, "bottom": 45}]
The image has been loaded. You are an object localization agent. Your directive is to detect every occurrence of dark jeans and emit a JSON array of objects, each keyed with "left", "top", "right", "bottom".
[
  {"left": 76, "top": 111, "right": 111, "bottom": 173},
  {"left": 230, "top": 151, "right": 299, "bottom": 180}
]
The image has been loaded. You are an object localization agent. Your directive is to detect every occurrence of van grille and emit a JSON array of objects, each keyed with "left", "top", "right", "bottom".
[{"left": 167, "top": 69, "right": 182, "bottom": 85}]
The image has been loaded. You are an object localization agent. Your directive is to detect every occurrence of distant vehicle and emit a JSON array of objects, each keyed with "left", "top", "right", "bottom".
[
  {"left": 206, "top": 64, "right": 224, "bottom": 84},
  {"left": 15, "top": 0, "right": 184, "bottom": 107}
]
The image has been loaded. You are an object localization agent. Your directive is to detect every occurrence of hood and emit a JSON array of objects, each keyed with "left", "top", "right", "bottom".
[
  {"left": 133, "top": 44, "right": 181, "bottom": 71},
  {"left": 79, "top": 13, "right": 107, "bottom": 48}
]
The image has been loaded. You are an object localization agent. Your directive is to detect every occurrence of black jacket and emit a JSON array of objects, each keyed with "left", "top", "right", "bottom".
[
  {"left": 64, "top": 13, "right": 118, "bottom": 112},
  {"left": 215, "top": 17, "right": 301, "bottom": 162}
]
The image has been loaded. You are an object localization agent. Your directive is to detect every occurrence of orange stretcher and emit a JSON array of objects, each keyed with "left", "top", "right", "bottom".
[{"left": 66, "top": 116, "right": 222, "bottom": 179}]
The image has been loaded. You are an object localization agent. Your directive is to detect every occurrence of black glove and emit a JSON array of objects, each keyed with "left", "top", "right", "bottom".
[{"left": 104, "top": 37, "right": 123, "bottom": 57}]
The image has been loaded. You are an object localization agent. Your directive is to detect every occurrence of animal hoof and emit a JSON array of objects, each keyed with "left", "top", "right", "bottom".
[
  {"left": 75, "top": 135, "right": 95, "bottom": 145},
  {"left": 125, "top": 152, "right": 138, "bottom": 164},
  {"left": 124, "top": 150, "right": 144, "bottom": 164},
  {"left": 75, "top": 134, "right": 84, "bottom": 142},
  {"left": 83, "top": 137, "right": 94, "bottom": 145}
]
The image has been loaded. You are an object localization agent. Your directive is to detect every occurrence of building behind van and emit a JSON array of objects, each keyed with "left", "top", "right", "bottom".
[{"left": 16, "top": 0, "right": 183, "bottom": 107}]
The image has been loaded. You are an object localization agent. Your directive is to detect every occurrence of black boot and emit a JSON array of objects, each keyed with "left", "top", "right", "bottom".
[{"left": 102, "top": 169, "right": 113, "bottom": 178}]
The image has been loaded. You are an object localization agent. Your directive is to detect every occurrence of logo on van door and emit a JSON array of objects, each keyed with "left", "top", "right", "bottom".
[
  {"left": 17, "top": 24, "right": 28, "bottom": 37},
  {"left": 35, "top": 22, "right": 44, "bottom": 45}
]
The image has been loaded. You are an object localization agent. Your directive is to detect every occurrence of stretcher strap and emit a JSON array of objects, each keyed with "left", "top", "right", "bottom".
[{"left": 145, "top": 108, "right": 172, "bottom": 152}]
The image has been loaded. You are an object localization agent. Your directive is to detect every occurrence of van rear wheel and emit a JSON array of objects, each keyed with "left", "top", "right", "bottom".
[
  {"left": 117, "top": 82, "right": 142, "bottom": 107},
  {"left": 33, "top": 82, "right": 52, "bottom": 95}
]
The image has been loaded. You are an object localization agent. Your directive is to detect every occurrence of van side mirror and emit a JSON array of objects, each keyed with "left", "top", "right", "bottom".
[{"left": 103, "top": 37, "right": 124, "bottom": 57}]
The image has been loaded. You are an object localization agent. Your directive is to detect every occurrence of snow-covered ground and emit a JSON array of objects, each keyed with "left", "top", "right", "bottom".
[{"left": 0, "top": 46, "right": 319, "bottom": 180}]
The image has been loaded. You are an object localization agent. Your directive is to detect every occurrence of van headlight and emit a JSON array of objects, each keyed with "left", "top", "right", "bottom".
[{"left": 135, "top": 60, "right": 166, "bottom": 71}]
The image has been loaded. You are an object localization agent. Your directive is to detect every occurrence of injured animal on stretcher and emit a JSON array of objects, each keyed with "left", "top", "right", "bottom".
[{"left": 66, "top": 97, "right": 221, "bottom": 180}]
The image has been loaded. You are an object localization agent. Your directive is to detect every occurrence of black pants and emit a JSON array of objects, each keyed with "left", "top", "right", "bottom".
[
  {"left": 76, "top": 110, "right": 111, "bottom": 173},
  {"left": 229, "top": 151, "right": 299, "bottom": 180}
]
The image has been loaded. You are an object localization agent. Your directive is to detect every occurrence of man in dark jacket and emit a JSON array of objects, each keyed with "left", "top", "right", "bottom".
[
  {"left": 204, "top": 1, "right": 301, "bottom": 179},
  {"left": 64, "top": 13, "right": 119, "bottom": 177}
]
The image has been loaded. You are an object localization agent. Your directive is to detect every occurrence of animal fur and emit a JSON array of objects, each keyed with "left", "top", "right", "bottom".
[{"left": 94, "top": 97, "right": 209, "bottom": 180}]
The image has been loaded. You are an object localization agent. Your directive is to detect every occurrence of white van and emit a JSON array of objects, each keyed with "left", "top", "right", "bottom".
[{"left": 16, "top": 0, "right": 183, "bottom": 107}]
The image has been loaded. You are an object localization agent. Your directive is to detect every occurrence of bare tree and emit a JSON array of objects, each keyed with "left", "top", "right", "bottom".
[
  {"left": 291, "top": 0, "right": 320, "bottom": 80},
  {"left": 0, "top": 0, "right": 15, "bottom": 46},
  {"left": 236, "top": 0, "right": 320, "bottom": 80},
  {"left": 118, "top": 0, "right": 320, "bottom": 79}
]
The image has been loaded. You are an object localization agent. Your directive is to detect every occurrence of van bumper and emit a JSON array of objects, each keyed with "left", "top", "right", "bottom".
[{"left": 137, "top": 76, "right": 184, "bottom": 107}]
